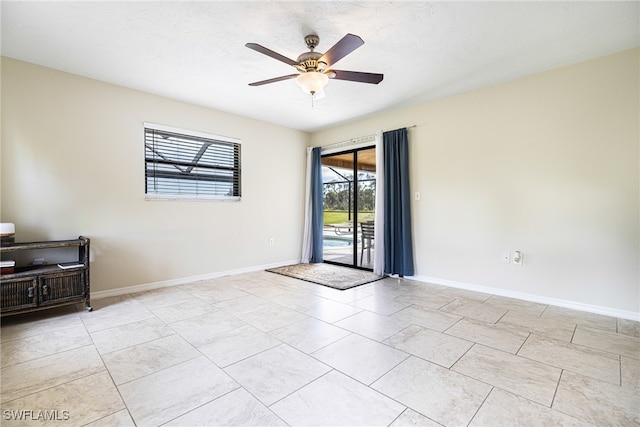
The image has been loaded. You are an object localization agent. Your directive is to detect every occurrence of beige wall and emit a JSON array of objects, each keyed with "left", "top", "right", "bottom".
[
  {"left": 1, "top": 58, "right": 309, "bottom": 293},
  {"left": 3, "top": 49, "right": 638, "bottom": 315},
  {"left": 312, "top": 49, "right": 639, "bottom": 315}
]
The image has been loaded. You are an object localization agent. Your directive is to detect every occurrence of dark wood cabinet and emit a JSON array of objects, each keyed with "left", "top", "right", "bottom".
[{"left": 0, "top": 237, "right": 91, "bottom": 316}]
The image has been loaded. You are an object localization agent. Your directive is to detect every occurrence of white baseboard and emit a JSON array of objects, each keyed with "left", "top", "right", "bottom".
[
  {"left": 91, "top": 259, "right": 301, "bottom": 300},
  {"left": 411, "top": 275, "right": 640, "bottom": 322}
]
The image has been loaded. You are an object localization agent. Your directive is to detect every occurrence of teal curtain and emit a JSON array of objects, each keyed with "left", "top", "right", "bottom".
[
  {"left": 383, "top": 128, "right": 414, "bottom": 276},
  {"left": 310, "top": 147, "right": 324, "bottom": 262}
]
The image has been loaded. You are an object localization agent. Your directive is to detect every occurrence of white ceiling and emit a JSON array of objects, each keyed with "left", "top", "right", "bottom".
[{"left": 2, "top": 1, "right": 638, "bottom": 133}]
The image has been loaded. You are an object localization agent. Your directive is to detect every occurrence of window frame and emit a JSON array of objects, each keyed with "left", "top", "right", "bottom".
[{"left": 143, "top": 122, "right": 241, "bottom": 201}]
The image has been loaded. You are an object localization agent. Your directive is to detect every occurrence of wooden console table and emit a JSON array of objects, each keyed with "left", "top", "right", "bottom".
[{"left": 0, "top": 236, "right": 91, "bottom": 316}]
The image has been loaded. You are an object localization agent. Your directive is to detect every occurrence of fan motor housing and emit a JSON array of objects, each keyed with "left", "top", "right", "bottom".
[{"left": 297, "top": 51, "right": 326, "bottom": 72}]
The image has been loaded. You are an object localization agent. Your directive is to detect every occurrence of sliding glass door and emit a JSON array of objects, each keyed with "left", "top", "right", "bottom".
[{"left": 321, "top": 146, "right": 376, "bottom": 269}]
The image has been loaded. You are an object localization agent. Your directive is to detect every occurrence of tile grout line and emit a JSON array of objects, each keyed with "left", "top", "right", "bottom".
[
  {"left": 549, "top": 369, "right": 564, "bottom": 409},
  {"left": 95, "top": 352, "right": 137, "bottom": 426},
  {"left": 386, "top": 408, "right": 408, "bottom": 427},
  {"left": 514, "top": 332, "right": 532, "bottom": 355},
  {"left": 156, "top": 384, "right": 245, "bottom": 427},
  {"left": 364, "top": 351, "right": 411, "bottom": 387},
  {"left": 273, "top": 348, "right": 414, "bottom": 420},
  {"left": 449, "top": 341, "right": 477, "bottom": 371},
  {"left": 494, "top": 308, "right": 509, "bottom": 324},
  {"left": 465, "top": 385, "right": 495, "bottom": 426},
  {"left": 618, "top": 354, "right": 622, "bottom": 387},
  {"left": 80, "top": 304, "right": 131, "bottom": 424},
  {"left": 45, "top": 307, "right": 131, "bottom": 426},
  {"left": 570, "top": 323, "right": 578, "bottom": 342},
  {"left": 441, "top": 315, "right": 464, "bottom": 334},
  {"left": 265, "top": 368, "right": 335, "bottom": 410}
]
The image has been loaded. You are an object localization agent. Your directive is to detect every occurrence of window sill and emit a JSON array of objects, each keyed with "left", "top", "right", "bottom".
[{"left": 145, "top": 194, "right": 241, "bottom": 202}]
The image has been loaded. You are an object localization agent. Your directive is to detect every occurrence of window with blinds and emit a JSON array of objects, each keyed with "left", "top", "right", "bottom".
[{"left": 144, "top": 123, "right": 241, "bottom": 200}]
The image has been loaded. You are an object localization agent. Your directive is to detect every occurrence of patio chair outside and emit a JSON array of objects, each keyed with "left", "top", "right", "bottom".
[{"left": 360, "top": 221, "right": 375, "bottom": 264}]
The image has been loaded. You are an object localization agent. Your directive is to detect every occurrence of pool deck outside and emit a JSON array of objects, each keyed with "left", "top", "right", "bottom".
[{"left": 322, "top": 227, "right": 374, "bottom": 269}]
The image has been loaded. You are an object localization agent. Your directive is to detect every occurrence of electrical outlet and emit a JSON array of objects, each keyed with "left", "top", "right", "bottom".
[
  {"left": 269, "top": 238, "right": 275, "bottom": 247},
  {"left": 513, "top": 251, "right": 523, "bottom": 265},
  {"left": 501, "top": 253, "right": 510, "bottom": 264}
]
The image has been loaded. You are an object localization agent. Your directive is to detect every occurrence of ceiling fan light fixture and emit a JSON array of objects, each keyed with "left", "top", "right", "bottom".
[
  {"left": 296, "top": 72, "right": 329, "bottom": 95},
  {"left": 246, "top": 33, "right": 383, "bottom": 99}
]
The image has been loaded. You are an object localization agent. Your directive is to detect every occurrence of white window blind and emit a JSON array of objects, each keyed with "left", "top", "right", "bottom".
[{"left": 144, "top": 123, "right": 241, "bottom": 200}]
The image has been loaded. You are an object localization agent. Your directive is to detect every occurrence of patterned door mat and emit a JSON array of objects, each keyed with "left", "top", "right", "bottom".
[{"left": 267, "top": 263, "right": 383, "bottom": 290}]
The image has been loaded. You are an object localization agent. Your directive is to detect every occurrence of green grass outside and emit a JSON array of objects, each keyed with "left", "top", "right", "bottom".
[{"left": 323, "top": 210, "right": 374, "bottom": 225}]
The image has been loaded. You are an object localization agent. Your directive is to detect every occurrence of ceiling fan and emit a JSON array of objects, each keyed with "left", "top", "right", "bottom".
[{"left": 245, "top": 33, "right": 383, "bottom": 100}]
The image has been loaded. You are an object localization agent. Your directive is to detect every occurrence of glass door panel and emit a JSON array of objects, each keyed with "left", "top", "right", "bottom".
[
  {"left": 321, "top": 152, "right": 356, "bottom": 266},
  {"left": 356, "top": 147, "right": 376, "bottom": 269},
  {"left": 321, "top": 147, "right": 376, "bottom": 269}
]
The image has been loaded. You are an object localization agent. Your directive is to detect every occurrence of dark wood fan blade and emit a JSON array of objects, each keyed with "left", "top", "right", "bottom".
[
  {"left": 318, "top": 34, "right": 364, "bottom": 67},
  {"left": 248, "top": 74, "right": 299, "bottom": 86},
  {"left": 329, "top": 70, "right": 384, "bottom": 84},
  {"left": 245, "top": 43, "right": 298, "bottom": 67}
]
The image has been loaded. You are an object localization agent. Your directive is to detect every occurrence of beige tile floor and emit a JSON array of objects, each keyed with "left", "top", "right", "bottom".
[{"left": 1, "top": 271, "right": 639, "bottom": 426}]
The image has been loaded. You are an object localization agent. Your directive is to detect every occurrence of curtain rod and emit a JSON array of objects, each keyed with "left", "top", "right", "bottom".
[{"left": 320, "top": 125, "right": 417, "bottom": 150}]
